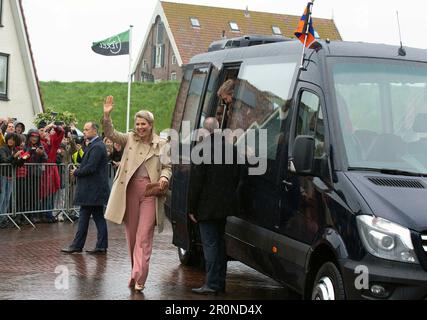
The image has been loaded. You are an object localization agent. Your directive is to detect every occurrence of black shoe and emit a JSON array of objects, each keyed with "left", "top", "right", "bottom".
[
  {"left": 191, "top": 285, "right": 218, "bottom": 295},
  {"left": 86, "top": 248, "right": 107, "bottom": 255},
  {"left": 61, "top": 246, "right": 82, "bottom": 254}
]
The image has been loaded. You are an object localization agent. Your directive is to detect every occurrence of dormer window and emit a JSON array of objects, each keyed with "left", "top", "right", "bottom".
[
  {"left": 272, "top": 26, "right": 282, "bottom": 35},
  {"left": 190, "top": 17, "right": 200, "bottom": 28},
  {"left": 229, "top": 21, "right": 239, "bottom": 32}
]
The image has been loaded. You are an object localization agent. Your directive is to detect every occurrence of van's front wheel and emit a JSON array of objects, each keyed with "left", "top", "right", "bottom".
[{"left": 311, "top": 262, "right": 345, "bottom": 300}]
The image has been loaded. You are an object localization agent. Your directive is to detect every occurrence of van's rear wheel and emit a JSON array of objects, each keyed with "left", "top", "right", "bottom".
[{"left": 311, "top": 262, "right": 345, "bottom": 300}]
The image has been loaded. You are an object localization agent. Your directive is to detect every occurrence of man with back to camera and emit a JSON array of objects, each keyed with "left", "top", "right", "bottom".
[
  {"left": 61, "top": 122, "right": 110, "bottom": 254},
  {"left": 188, "top": 117, "right": 240, "bottom": 295}
]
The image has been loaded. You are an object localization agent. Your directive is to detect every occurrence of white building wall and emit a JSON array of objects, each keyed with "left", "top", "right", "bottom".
[{"left": 0, "top": 0, "right": 42, "bottom": 131}]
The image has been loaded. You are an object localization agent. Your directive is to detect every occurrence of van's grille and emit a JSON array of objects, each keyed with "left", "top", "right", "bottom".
[
  {"left": 421, "top": 234, "right": 427, "bottom": 252},
  {"left": 367, "top": 177, "right": 425, "bottom": 189}
]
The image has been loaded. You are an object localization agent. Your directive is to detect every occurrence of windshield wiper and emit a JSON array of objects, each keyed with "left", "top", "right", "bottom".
[{"left": 348, "top": 167, "right": 427, "bottom": 177}]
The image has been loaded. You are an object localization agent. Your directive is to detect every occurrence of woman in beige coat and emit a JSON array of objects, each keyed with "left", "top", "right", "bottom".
[{"left": 102, "top": 95, "right": 172, "bottom": 292}]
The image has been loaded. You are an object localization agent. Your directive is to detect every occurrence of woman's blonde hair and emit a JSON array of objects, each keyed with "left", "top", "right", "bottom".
[
  {"left": 217, "top": 79, "right": 235, "bottom": 97},
  {"left": 134, "top": 110, "right": 154, "bottom": 125},
  {"left": 134, "top": 110, "right": 156, "bottom": 136}
]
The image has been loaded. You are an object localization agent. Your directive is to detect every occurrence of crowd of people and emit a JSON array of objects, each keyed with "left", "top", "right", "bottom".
[{"left": 0, "top": 117, "right": 123, "bottom": 228}]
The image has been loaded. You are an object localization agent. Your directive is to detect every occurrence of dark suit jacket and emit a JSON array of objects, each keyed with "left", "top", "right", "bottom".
[
  {"left": 73, "top": 136, "right": 110, "bottom": 206},
  {"left": 187, "top": 133, "right": 240, "bottom": 222}
]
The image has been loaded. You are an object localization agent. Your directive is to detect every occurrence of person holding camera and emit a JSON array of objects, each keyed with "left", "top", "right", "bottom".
[
  {"left": 0, "top": 133, "right": 25, "bottom": 227},
  {"left": 39, "top": 122, "right": 64, "bottom": 223},
  {"left": 23, "top": 129, "right": 47, "bottom": 220}
]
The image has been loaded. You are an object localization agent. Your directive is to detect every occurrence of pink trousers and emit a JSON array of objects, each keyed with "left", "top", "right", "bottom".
[{"left": 124, "top": 177, "right": 156, "bottom": 286}]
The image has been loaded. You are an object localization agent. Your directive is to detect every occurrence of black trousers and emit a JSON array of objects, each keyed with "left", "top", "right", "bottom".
[
  {"left": 71, "top": 206, "right": 108, "bottom": 249},
  {"left": 199, "top": 219, "right": 227, "bottom": 291}
]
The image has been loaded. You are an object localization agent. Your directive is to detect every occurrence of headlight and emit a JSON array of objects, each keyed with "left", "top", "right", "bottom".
[{"left": 356, "top": 215, "right": 418, "bottom": 264}]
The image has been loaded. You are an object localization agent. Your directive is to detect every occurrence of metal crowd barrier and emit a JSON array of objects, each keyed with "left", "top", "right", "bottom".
[{"left": 0, "top": 163, "right": 116, "bottom": 230}]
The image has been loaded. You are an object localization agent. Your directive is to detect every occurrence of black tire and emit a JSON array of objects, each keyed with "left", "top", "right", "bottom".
[{"left": 311, "top": 262, "right": 345, "bottom": 300}]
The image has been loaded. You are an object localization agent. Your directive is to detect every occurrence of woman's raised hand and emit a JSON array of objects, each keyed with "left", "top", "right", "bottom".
[{"left": 104, "top": 96, "right": 114, "bottom": 116}]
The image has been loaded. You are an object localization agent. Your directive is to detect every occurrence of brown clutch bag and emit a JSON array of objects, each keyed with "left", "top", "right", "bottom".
[{"left": 144, "top": 182, "right": 167, "bottom": 197}]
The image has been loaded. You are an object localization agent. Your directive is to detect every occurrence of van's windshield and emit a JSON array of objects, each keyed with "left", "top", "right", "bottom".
[{"left": 331, "top": 58, "right": 427, "bottom": 175}]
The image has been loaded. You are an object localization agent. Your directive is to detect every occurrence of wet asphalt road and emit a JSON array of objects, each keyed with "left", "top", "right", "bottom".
[{"left": 0, "top": 219, "right": 297, "bottom": 300}]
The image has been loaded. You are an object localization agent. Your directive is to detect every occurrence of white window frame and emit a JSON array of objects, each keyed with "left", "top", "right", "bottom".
[
  {"left": 170, "top": 72, "right": 177, "bottom": 81},
  {"left": 171, "top": 54, "right": 177, "bottom": 65},
  {"left": 142, "top": 59, "right": 147, "bottom": 71},
  {"left": 190, "top": 17, "right": 200, "bottom": 28},
  {"left": 0, "top": 0, "right": 3, "bottom": 27},
  {"left": 272, "top": 25, "right": 282, "bottom": 35},
  {"left": 155, "top": 45, "right": 164, "bottom": 68},
  {"left": 0, "top": 53, "right": 9, "bottom": 100},
  {"left": 229, "top": 21, "right": 240, "bottom": 32}
]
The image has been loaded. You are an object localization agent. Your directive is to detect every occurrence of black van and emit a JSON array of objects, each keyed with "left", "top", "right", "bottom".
[{"left": 166, "top": 39, "right": 427, "bottom": 299}]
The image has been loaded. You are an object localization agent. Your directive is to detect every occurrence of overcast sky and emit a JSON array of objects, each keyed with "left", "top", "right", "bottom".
[{"left": 21, "top": 0, "right": 427, "bottom": 82}]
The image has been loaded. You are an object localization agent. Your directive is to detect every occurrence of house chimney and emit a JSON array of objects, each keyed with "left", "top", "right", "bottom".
[{"left": 244, "top": 6, "right": 250, "bottom": 18}]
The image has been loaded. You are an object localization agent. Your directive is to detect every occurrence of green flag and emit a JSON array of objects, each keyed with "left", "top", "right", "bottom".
[{"left": 91, "top": 30, "right": 130, "bottom": 56}]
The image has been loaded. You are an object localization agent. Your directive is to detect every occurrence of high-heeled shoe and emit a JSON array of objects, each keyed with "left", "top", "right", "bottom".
[{"left": 134, "top": 283, "right": 145, "bottom": 292}]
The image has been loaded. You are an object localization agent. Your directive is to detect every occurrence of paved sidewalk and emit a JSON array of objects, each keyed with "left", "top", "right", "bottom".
[{"left": 0, "top": 220, "right": 295, "bottom": 300}]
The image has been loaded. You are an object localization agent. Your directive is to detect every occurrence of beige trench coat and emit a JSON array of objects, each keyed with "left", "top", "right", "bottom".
[{"left": 102, "top": 117, "right": 172, "bottom": 233}]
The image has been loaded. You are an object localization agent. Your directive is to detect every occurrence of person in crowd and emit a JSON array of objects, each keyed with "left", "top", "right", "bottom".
[
  {"left": 61, "top": 122, "right": 110, "bottom": 254},
  {"left": 188, "top": 117, "right": 240, "bottom": 295},
  {"left": 102, "top": 95, "right": 172, "bottom": 292},
  {"left": 39, "top": 123, "right": 64, "bottom": 223},
  {"left": 60, "top": 131, "right": 79, "bottom": 221},
  {"left": 72, "top": 140, "right": 85, "bottom": 165},
  {"left": 5, "top": 122, "right": 15, "bottom": 135},
  {"left": 54, "top": 143, "right": 67, "bottom": 221},
  {"left": 14, "top": 121, "right": 25, "bottom": 134},
  {"left": 37, "top": 120, "right": 47, "bottom": 144},
  {"left": 57, "top": 131, "right": 77, "bottom": 165},
  {"left": 13, "top": 121, "right": 26, "bottom": 147},
  {"left": 24, "top": 129, "right": 48, "bottom": 222},
  {"left": 110, "top": 142, "right": 123, "bottom": 169},
  {"left": 103, "top": 137, "right": 114, "bottom": 157},
  {"left": 0, "top": 133, "right": 24, "bottom": 227},
  {"left": 0, "top": 119, "right": 6, "bottom": 148}
]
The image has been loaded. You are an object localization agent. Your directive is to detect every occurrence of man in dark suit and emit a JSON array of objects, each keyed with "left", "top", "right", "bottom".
[
  {"left": 61, "top": 122, "right": 110, "bottom": 254},
  {"left": 188, "top": 117, "right": 240, "bottom": 295}
]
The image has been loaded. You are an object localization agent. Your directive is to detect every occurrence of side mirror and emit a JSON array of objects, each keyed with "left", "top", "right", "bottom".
[{"left": 290, "top": 135, "right": 315, "bottom": 175}]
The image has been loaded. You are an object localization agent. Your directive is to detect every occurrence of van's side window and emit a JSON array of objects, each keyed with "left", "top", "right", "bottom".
[
  {"left": 228, "top": 61, "right": 297, "bottom": 161},
  {"left": 180, "top": 66, "right": 210, "bottom": 141},
  {"left": 229, "top": 62, "right": 297, "bottom": 133},
  {"left": 197, "top": 67, "right": 219, "bottom": 129},
  {"left": 171, "top": 68, "right": 193, "bottom": 131},
  {"left": 296, "top": 91, "right": 326, "bottom": 159}
]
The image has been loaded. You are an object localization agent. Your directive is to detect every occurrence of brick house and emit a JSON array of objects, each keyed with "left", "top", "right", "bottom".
[{"left": 132, "top": 1, "right": 342, "bottom": 83}]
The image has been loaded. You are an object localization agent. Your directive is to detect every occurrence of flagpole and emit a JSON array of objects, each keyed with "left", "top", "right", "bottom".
[
  {"left": 299, "top": 0, "right": 314, "bottom": 70},
  {"left": 126, "top": 25, "right": 133, "bottom": 132}
]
